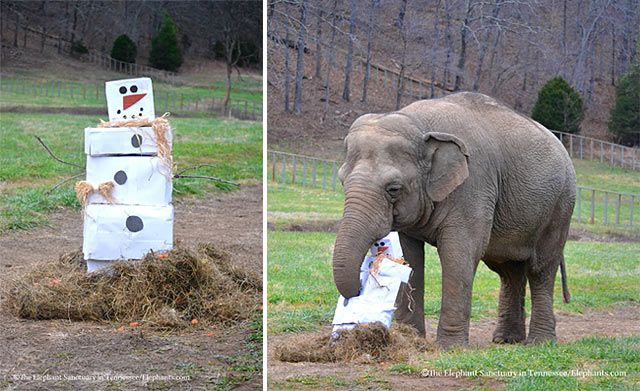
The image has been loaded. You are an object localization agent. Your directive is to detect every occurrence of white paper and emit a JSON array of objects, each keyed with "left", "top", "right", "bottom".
[
  {"left": 84, "top": 126, "right": 172, "bottom": 156},
  {"left": 105, "top": 78, "right": 155, "bottom": 122},
  {"left": 332, "top": 254, "right": 412, "bottom": 335},
  {"left": 83, "top": 204, "right": 173, "bottom": 261},
  {"left": 370, "top": 231, "right": 403, "bottom": 258},
  {"left": 85, "top": 155, "right": 172, "bottom": 206}
]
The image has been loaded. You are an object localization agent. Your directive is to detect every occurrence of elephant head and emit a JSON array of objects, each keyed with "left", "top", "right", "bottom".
[{"left": 332, "top": 112, "right": 470, "bottom": 298}]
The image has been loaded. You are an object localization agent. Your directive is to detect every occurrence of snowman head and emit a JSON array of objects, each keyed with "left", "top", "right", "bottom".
[
  {"left": 370, "top": 232, "right": 403, "bottom": 258},
  {"left": 105, "top": 77, "right": 155, "bottom": 122}
]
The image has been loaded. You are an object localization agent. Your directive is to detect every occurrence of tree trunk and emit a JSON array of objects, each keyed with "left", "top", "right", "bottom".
[
  {"left": 361, "top": 0, "right": 376, "bottom": 103},
  {"left": 294, "top": 0, "right": 307, "bottom": 114},
  {"left": 442, "top": 3, "right": 453, "bottom": 90},
  {"left": 284, "top": 24, "right": 290, "bottom": 112},
  {"left": 315, "top": 9, "right": 323, "bottom": 79},
  {"left": 454, "top": 0, "right": 473, "bottom": 91},
  {"left": 324, "top": 0, "right": 339, "bottom": 112},
  {"left": 69, "top": 0, "right": 78, "bottom": 53},
  {"left": 430, "top": 0, "right": 442, "bottom": 98},
  {"left": 342, "top": 0, "right": 357, "bottom": 102},
  {"left": 396, "top": 0, "right": 407, "bottom": 29}
]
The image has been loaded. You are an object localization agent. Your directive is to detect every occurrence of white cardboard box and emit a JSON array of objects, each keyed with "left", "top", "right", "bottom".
[
  {"left": 85, "top": 155, "right": 172, "bottom": 205},
  {"left": 84, "top": 126, "right": 172, "bottom": 156},
  {"left": 105, "top": 78, "right": 155, "bottom": 122},
  {"left": 370, "top": 231, "right": 403, "bottom": 258},
  {"left": 83, "top": 204, "right": 173, "bottom": 261},
  {"left": 332, "top": 254, "right": 412, "bottom": 334}
]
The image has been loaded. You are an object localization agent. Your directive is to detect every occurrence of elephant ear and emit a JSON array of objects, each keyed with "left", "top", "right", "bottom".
[{"left": 423, "top": 132, "right": 470, "bottom": 202}]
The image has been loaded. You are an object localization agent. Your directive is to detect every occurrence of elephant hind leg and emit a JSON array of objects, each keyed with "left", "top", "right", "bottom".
[
  {"left": 485, "top": 260, "right": 527, "bottom": 344},
  {"left": 526, "top": 221, "right": 569, "bottom": 344}
]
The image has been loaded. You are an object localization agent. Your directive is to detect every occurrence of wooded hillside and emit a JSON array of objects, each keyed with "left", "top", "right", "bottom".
[{"left": 267, "top": 0, "right": 639, "bottom": 149}]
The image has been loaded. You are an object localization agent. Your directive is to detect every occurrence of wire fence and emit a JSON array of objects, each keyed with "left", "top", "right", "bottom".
[
  {"left": 83, "top": 51, "right": 179, "bottom": 84},
  {"left": 552, "top": 131, "right": 639, "bottom": 171},
  {"left": 269, "top": 150, "right": 639, "bottom": 228},
  {"left": 0, "top": 75, "right": 263, "bottom": 121}
]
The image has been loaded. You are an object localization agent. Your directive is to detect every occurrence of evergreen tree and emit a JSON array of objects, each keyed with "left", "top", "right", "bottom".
[
  {"left": 532, "top": 77, "right": 584, "bottom": 134},
  {"left": 608, "top": 45, "right": 640, "bottom": 146},
  {"left": 149, "top": 14, "right": 183, "bottom": 72},
  {"left": 110, "top": 34, "right": 137, "bottom": 63}
]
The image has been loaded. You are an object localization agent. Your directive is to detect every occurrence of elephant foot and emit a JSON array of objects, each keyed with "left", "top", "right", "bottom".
[
  {"left": 435, "top": 335, "right": 469, "bottom": 350},
  {"left": 492, "top": 327, "right": 526, "bottom": 344},
  {"left": 525, "top": 332, "right": 556, "bottom": 345}
]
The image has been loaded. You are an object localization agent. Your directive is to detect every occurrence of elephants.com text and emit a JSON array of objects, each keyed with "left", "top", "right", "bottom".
[{"left": 420, "top": 369, "right": 628, "bottom": 379}]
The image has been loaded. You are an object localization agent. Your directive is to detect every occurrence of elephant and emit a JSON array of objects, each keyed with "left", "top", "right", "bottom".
[{"left": 332, "top": 92, "right": 576, "bottom": 349}]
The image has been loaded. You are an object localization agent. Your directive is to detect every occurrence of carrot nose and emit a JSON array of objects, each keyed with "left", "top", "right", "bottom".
[
  {"left": 377, "top": 246, "right": 389, "bottom": 253},
  {"left": 123, "top": 93, "right": 146, "bottom": 110}
]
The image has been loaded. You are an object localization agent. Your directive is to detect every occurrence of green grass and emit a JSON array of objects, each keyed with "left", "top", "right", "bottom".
[
  {"left": 269, "top": 371, "right": 392, "bottom": 391},
  {"left": 267, "top": 230, "right": 640, "bottom": 334},
  {"left": 0, "top": 112, "right": 262, "bottom": 232},
  {"left": 419, "top": 336, "right": 640, "bottom": 390}
]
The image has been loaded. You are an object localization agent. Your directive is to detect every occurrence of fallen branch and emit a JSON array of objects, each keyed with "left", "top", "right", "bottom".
[
  {"left": 34, "top": 135, "right": 85, "bottom": 169},
  {"left": 46, "top": 172, "right": 84, "bottom": 195},
  {"left": 174, "top": 164, "right": 217, "bottom": 177},
  {"left": 173, "top": 175, "right": 240, "bottom": 187}
]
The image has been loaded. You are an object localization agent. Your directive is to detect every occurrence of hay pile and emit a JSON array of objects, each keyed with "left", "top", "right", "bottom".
[
  {"left": 1, "top": 244, "right": 261, "bottom": 328},
  {"left": 275, "top": 322, "right": 433, "bottom": 364}
]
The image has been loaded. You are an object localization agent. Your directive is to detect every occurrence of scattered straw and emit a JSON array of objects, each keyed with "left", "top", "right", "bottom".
[
  {"left": 371, "top": 253, "right": 405, "bottom": 276},
  {"left": 276, "top": 322, "right": 432, "bottom": 364},
  {"left": 97, "top": 181, "right": 117, "bottom": 204},
  {"left": 74, "top": 181, "right": 94, "bottom": 209},
  {"left": 97, "top": 112, "right": 174, "bottom": 176},
  {"left": 1, "top": 244, "right": 262, "bottom": 329}
]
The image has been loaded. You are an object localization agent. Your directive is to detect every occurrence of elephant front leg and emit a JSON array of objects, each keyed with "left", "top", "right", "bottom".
[
  {"left": 436, "top": 242, "right": 479, "bottom": 349},
  {"left": 395, "top": 233, "right": 425, "bottom": 336}
]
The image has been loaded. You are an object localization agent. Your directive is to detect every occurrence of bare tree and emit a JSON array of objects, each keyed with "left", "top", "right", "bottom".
[
  {"left": 361, "top": 0, "right": 377, "bottom": 103},
  {"left": 294, "top": 0, "right": 308, "bottom": 114},
  {"left": 342, "top": 0, "right": 357, "bottom": 102},
  {"left": 324, "top": 0, "right": 339, "bottom": 112}
]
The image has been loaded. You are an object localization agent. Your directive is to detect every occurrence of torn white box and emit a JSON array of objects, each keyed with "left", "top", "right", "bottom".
[
  {"left": 85, "top": 155, "right": 172, "bottom": 205},
  {"left": 370, "top": 231, "right": 403, "bottom": 258},
  {"left": 105, "top": 78, "right": 155, "bottom": 122},
  {"left": 332, "top": 254, "right": 412, "bottom": 335},
  {"left": 84, "top": 126, "right": 172, "bottom": 156},
  {"left": 83, "top": 204, "right": 173, "bottom": 261}
]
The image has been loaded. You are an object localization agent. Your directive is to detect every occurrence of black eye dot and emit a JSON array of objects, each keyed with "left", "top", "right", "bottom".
[
  {"left": 374, "top": 243, "right": 379, "bottom": 247},
  {"left": 140, "top": 107, "right": 143, "bottom": 111},
  {"left": 117, "top": 109, "right": 121, "bottom": 114},
  {"left": 131, "top": 85, "right": 138, "bottom": 93},
  {"left": 119, "top": 86, "right": 127, "bottom": 94}
]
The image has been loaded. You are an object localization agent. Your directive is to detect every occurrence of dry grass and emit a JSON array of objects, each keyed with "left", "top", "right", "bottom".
[
  {"left": 275, "top": 322, "right": 433, "bottom": 364},
  {"left": 1, "top": 244, "right": 261, "bottom": 328}
]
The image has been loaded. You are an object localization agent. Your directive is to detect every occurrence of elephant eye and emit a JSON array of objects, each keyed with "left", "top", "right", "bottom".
[{"left": 386, "top": 184, "right": 402, "bottom": 199}]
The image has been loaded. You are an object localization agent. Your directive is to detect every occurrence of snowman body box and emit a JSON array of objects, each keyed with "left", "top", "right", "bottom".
[
  {"left": 82, "top": 77, "right": 173, "bottom": 272},
  {"left": 331, "top": 232, "right": 412, "bottom": 336}
]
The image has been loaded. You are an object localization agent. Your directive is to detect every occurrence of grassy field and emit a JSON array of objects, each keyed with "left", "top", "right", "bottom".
[{"left": 0, "top": 112, "right": 262, "bottom": 232}]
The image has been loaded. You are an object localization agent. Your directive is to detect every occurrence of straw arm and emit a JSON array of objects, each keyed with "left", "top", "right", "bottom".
[
  {"left": 174, "top": 164, "right": 218, "bottom": 177},
  {"left": 34, "top": 135, "right": 85, "bottom": 169}
]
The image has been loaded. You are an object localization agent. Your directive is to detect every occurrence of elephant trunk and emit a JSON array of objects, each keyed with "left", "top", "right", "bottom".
[{"left": 332, "top": 184, "right": 392, "bottom": 298}]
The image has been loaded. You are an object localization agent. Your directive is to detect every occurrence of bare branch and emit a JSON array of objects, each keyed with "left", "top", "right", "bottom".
[
  {"left": 34, "top": 135, "right": 85, "bottom": 169},
  {"left": 174, "top": 164, "right": 218, "bottom": 177},
  {"left": 173, "top": 175, "right": 240, "bottom": 187},
  {"left": 45, "top": 172, "right": 84, "bottom": 195}
]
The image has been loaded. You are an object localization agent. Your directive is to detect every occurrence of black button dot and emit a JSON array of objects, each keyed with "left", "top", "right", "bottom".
[
  {"left": 140, "top": 107, "right": 143, "bottom": 111},
  {"left": 126, "top": 216, "right": 143, "bottom": 232},
  {"left": 123, "top": 115, "right": 127, "bottom": 119},
  {"left": 114, "top": 170, "right": 127, "bottom": 185},
  {"left": 131, "top": 134, "right": 142, "bottom": 148},
  {"left": 131, "top": 85, "right": 138, "bottom": 93},
  {"left": 119, "top": 86, "right": 127, "bottom": 94}
]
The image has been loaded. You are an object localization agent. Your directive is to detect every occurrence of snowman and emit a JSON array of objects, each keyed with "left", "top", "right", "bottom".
[
  {"left": 332, "top": 232, "right": 412, "bottom": 336},
  {"left": 82, "top": 77, "right": 173, "bottom": 272}
]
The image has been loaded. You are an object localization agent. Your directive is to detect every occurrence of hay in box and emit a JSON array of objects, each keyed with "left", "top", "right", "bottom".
[
  {"left": 276, "top": 322, "right": 433, "bottom": 364},
  {"left": 1, "top": 244, "right": 261, "bottom": 328}
]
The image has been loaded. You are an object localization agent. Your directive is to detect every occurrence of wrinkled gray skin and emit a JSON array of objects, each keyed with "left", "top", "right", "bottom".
[{"left": 333, "top": 92, "right": 576, "bottom": 349}]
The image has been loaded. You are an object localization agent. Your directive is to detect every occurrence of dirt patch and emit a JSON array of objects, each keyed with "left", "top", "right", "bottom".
[
  {"left": 268, "top": 304, "right": 640, "bottom": 390},
  {"left": 0, "top": 185, "right": 262, "bottom": 390}
]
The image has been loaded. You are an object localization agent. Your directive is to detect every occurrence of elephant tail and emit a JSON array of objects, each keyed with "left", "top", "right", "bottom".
[{"left": 560, "top": 259, "right": 571, "bottom": 303}]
